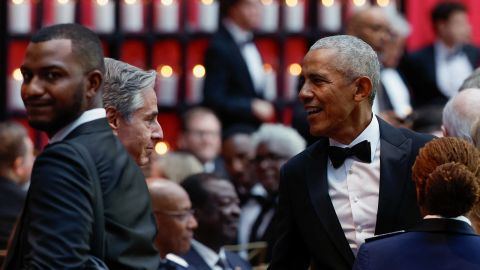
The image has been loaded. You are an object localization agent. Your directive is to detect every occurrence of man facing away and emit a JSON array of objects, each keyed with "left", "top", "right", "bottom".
[
  {"left": 3, "top": 23, "right": 161, "bottom": 269},
  {"left": 102, "top": 57, "right": 163, "bottom": 167},
  {"left": 268, "top": 35, "right": 432, "bottom": 270}
]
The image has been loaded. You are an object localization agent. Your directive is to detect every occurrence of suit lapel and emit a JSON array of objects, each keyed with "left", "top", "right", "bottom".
[
  {"left": 182, "top": 248, "right": 211, "bottom": 270},
  {"left": 375, "top": 119, "right": 411, "bottom": 234},
  {"left": 305, "top": 139, "right": 355, "bottom": 265}
]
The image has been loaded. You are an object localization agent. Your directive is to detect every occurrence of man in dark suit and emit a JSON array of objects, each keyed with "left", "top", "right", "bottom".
[
  {"left": 3, "top": 24, "right": 161, "bottom": 269},
  {"left": 181, "top": 173, "right": 252, "bottom": 270},
  {"left": 401, "top": 2, "right": 480, "bottom": 108},
  {"left": 268, "top": 35, "right": 433, "bottom": 270},
  {"left": 0, "top": 122, "right": 34, "bottom": 251},
  {"left": 203, "top": 0, "right": 275, "bottom": 130}
]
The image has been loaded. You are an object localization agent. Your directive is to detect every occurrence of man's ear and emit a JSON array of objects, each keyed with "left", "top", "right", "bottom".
[
  {"left": 441, "top": 125, "right": 448, "bottom": 137},
  {"left": 106, "top": 107, "right": 120, "bottom": 135},
  {"left": 12, "top": 156, "right": 25, "bottom": 178},
  {"left": 85, "top": 70, "right": 103, "bottom": 102},
  {"left": 353, "top": 76, "right": 372, "bottom": 102}
]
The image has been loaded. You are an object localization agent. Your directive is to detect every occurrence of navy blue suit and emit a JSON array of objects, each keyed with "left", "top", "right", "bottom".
[
  {"left": 268, "top": 118, "right": 433, "bottom": 270},
  {"left": 183, "top": 246, "right": 251, "bottom": 270},
  {"left": 353, "top": 218, "right": 480, "bottom": 270},
  {"left": 400, "top": 44, "right": 480, "bottom": 108},
  {"left": 203, "top": 24, "right": 265, "bottom": 130}
]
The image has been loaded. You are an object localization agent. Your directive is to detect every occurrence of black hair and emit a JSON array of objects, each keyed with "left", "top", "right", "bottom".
[
  {"left": 431, "top": 2, "right": 467, "bottom": 24},
  {"left": 181, "top": 172, "right": 226, "bottom": 209},
  {"left": 31, "top": 23, "right": 105, "bottom": 73}
]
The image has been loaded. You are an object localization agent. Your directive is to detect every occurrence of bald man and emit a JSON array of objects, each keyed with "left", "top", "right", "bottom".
[
  {"left": 346, "top": 7, "right": 390, "bottom": 53},
  {"left": 148, "top": 179, "right": 198, "bottom": 269}
]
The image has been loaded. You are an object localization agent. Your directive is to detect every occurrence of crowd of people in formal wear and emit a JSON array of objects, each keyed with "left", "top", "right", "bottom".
[{"left": 1, "top": 0, "right": 480, "bottom": 269}]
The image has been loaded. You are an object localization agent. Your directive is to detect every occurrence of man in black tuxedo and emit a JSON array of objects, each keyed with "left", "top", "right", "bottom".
[
  {"left": 203, "top": 0, "right": 275, "bottom": 130},
  {"left": 3, "top": 24, "right": 161, "bottom": 269},
  {"left": 181, "top": 173, "right": 252, "bottom": 270},
  {"left": 401, "top": 2, "right": 480, "bottom": 108},
  {"left": 268, "top": 35, "right": 433, "bottom": 270}
]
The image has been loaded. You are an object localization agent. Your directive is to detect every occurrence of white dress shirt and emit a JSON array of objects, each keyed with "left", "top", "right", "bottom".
[
  {"left": 223, "top": 19, "right": 265, "bottom": 94},
  {"left": 380, "top": 68, "right": 413, "bottom": 118},
  {"left": 238, "top": 184, "right": 267, "bottom": 252},
  {"left": 424, "top": 214, "right": 472, "bottom": 226},
  {"left": 435, "top": 41, "right": 473, "bottom": 98},
  {"left": 328, "top": 115, "right": 381, "bottom": 256},
  {"left": 191, "top": 240, "right": 227, "bottom": 270},
  {"left": 49, "top": 108, "right": 106, "bottom": 144}
]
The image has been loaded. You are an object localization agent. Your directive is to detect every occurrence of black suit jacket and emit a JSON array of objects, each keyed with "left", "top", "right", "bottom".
[
  {"left": 400, "top": 44, "right": 480, "bottom": 108},
  {"left": 0, "top": 177, "right": 26, "bottom": 250},
  {"left": 3, "top": 118, "right": 160, "bottom": 269},
  {"left": 183, "top": 245, "right": 252, "bottom": 270},
  {"left": 203, "top": 23, "right": 264, "bottom": 130},
  {"left": 353, "top": 218, "right": 480, "bottom": 270},
  {"left": 268, "top": 118, "right": 433, "bottom": 270}
]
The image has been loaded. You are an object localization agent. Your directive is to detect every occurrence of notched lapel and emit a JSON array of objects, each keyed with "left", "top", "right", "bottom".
[{"left": 305, "top": 140, "right": 354, "bottom": 265}]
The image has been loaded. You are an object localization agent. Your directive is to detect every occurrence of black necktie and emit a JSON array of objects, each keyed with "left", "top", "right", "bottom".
[{"left": 328, "top": 140, "right": 371, "bottom": 169}]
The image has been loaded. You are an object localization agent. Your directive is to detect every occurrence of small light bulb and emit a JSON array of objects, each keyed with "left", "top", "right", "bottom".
[
  {"left": 261, "top": 0, "right": 273, "bottom": 5},
  {"left": 155, "top": 141, "right": 169, "bottom": 155},
  {"left": 161, "top": 0, "right": 173, "bottom": 5},
  {"left": 376, "top": 0, "right": 390, "bottom": 7},
  {"left": 321, "top": 0, "right": 335, "bottom": 7},
  {"left": 97, "top": 0, "right": 109, "bottom": 6},
  {"left": 353, "top": 0, "right": 366, "bottom": 7},
  {"left": 12, "top": 0, "right": 25, "bottom": 4},
  {"left": 285, "top": 0, "right": 298, "bottom": 7},
  {"left": 125, "top": 0, "right": 136, "bottom": 4},
  {"left": 57, "top": 0, "right": 70, "bottom": 4},
  {"left": 193, "top": 65, "right": 206, "bottom": 78},
  {"left": 201, "top": 0, "right": 214, "bottom": 5},
  {"left": 13, "top": 68, "right": 23, "bottom": 81},
  {"left": 158, "top": 65, "right": 173, "bottom": 78},
  {"left": 289, "top": 63, "right": 302, "bottom": 76}
]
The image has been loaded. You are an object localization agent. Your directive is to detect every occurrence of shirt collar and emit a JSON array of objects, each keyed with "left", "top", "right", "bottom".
[
  {"left": 424, "top": 214, "right": 472, "bottom": 226},
  {"left": 223, "top": 18, "right": 254, "bottom": 45},
  {"left": 191, "top": 240, "right": 220, "bottom": 268},
  {"left": 329, "top": 115, "right": 380, "bottom": 162},
  {"left": 49, "top": 108, "right": 106, "bottom": 144},
  {"left": 435, "top": 41, "right": 463, "bottom": 60}
]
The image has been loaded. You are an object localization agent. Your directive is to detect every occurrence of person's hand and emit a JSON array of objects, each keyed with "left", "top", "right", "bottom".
[{"left": 252, "top": 99, "right": 275, "bottom": 122}]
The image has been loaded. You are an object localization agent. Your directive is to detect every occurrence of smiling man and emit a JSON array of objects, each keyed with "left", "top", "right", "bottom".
[
  {"left": 268, "top": 35, "right": 433, "bottom": 270},
  {"left": 103, "top": 58, "right": 163, "bottom": 167},
  {"left": 3, "top": 24, "right": 161, "bottom": 269}
]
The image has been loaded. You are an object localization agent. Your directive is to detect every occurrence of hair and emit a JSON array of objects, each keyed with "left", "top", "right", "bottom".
[
  {"left": 459, "top": 68, "right": 480, "bottom": 91},
  {"left": 412, "top": 137, "right": 480, "bottom": 217},
  {"left": 180, "top": 106, "right": 220, "bottom": 132},
  {"left": 220, "top": 0, "right": 242, "bottom": 17},
  {"left": 31, "top": 23, "right": 104, "bottom": 73},
  {"left": 151, "top": 152, "right": 204, "bottom": 183},
  {"left": 102, "top": 58, "right": 156, "bottom": 121},
  {"left": 0, "top": 122, "right": 29, "bottom": 170},
  {"left": 309, "top": 35, "right": 380, "bottom": 104},
  {"left": 431, "top": 2, "right": 467, "bottom": 24},
  {"left": 251, "top": 123, "right": 306, "bottom": 159},
  {"left": 442, "top": 89, "right": 480, "bottom": 144},
  {"left": 222, "top": 124, "right": 256, "bottom": 142},
  {"left": 472, "top": 118, "right": 480, "bottom": 149},
  {"left": 181, "top": 173, "right": 227, "bottom": 210}
]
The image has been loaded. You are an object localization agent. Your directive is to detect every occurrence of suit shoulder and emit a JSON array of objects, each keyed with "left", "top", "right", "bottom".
[
  {"left": 398, "top": 128, "right": 434, "bottom": 144},
  {"left": 365, "top": 230, "right": 406, "bottom": 243}
]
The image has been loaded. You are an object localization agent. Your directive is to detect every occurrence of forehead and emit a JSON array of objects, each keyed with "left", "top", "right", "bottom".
[
  {"left": 135, "top": 88, "right": 158, "bottom": 113},
  {"left": 23, "top": 39, "right": 75, "bottom": 69},
  {"left": 188, "top": 113, "right": 220, "bottom": 130},
  {"left": 302, "top": 48, "right": 340, "bottom": 74},
  {"left": 204, "top": 180, "right": 237, "bottom": 198},
  {"left": 153, "top": 187, "right": 191, "bottom": 211}
]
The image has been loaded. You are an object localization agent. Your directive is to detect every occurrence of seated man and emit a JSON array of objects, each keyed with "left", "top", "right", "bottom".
[
  {"left": 181, "top": 173, "right": 251, "bottom": 270},
  {"left": 103, "top": 57, "right": 163, "bottom": 167},
  {"left": 0, "top": 122, "right": 35, "bottom": 250},
  {"left": 148, "top": 179, "right": 198, "bottom": 269}
]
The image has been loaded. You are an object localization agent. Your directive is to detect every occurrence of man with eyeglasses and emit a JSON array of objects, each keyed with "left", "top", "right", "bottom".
[{"left": 148, "top": 179, "right": 198, "bottom": 269}]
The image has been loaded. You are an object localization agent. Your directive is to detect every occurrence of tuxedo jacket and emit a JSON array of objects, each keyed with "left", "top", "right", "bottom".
[
  {"left": 268, "top": 118, "right": 433, "bottom": 270},
  {"left": 3, "top": 118, "right": 160, "bottom": 269},
  {"left": 182, "top": 246, "right": 252, "bottom": 270},
  {"left": 353, "top": 218, "right": 480, "bottom": 270},
  {"left": 203, "top": 23, "right": 264, "bottom": 130},
  {"left": 0, "top": 176, "right": 26, "bottom": 250},
  {"left": 400, "top": 44, "right": 480, "bottom": 108}
]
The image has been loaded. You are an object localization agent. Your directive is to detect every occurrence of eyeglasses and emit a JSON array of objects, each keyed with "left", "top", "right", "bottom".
[{"left": 154, "top": 209, "right": 195, "bottom": 222}]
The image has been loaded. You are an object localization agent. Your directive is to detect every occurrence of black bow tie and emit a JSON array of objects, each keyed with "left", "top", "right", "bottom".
[{"left": 328, "top": 140, "right": 371, "bottom": 169}]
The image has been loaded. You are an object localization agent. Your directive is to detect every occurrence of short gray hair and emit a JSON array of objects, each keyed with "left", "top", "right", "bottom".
[
  {"left": 442, "top": 88, "right": 480, "bottom": 144},
  {"left": 459, "top": 67, "right": 480, "bottom": 91},
  {"left": 252, "top": 124, "right": 306, "bottom": 159},
  {"left": 309, "top": 35, "right": 380, "bottom": 103},
  {"left": 103, "top": 58, "right": 156, "bottom": 121}
]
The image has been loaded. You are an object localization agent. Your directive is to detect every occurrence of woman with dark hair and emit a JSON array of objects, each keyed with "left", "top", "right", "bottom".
[{"left": 353, "top": 137, "right": 480, "bottom": 270}]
